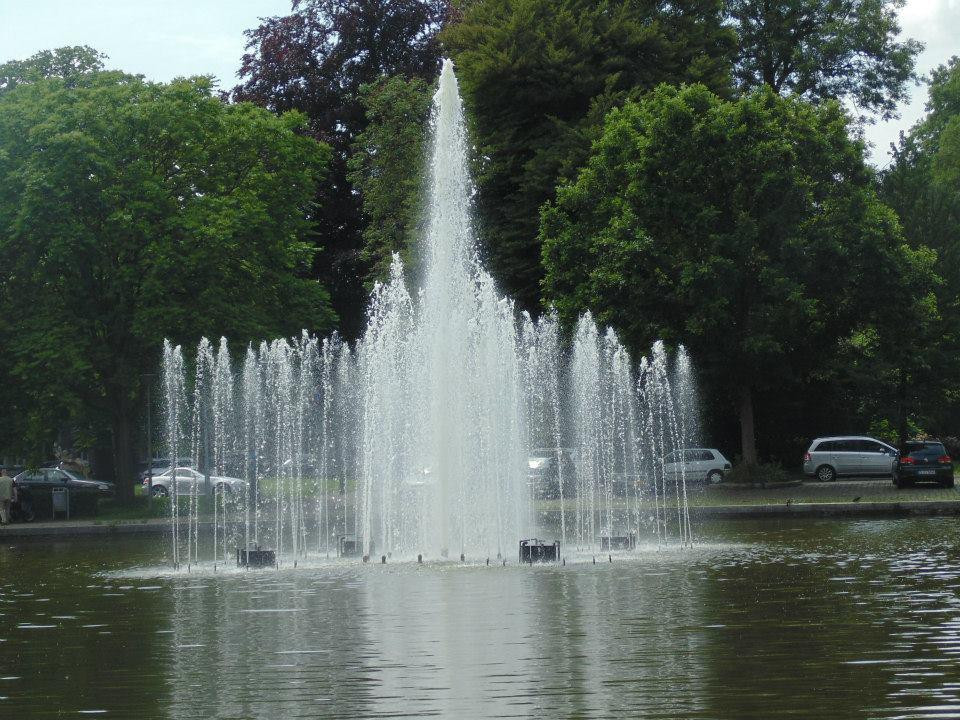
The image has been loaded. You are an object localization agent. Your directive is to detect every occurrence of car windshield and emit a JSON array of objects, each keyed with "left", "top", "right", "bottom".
[{"left": 899, "top": 442, "right": 946, "bottom": 458}]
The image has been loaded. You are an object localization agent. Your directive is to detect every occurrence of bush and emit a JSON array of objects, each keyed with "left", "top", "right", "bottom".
[
  {"left": 724, "top": 462, "right": 791, "bottom": 486},
  {"left": 941, "top": 436, "right": 960, "bottom": 458}
]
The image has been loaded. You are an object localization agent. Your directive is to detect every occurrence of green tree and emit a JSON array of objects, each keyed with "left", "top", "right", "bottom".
[
  {"left": 879, "top": 57, "right": 960, "bottom": 438},
  {"left": 347, "top": 75, "right": 433, "bottom": 285},
  {"left": 0, "top": 45, "right": 107, "bottom": 95},
  {"left": 0, "top": 72, "right": 335, "bottom": 501},
  {"left": 442, "top": 0, "right": 735, "bottom": 311},
  {"left": 727, "top": 0, "right": 922, "bottom": 119},
  {"left": 541, "top": 84, "right": 935, "bottom": 463}
]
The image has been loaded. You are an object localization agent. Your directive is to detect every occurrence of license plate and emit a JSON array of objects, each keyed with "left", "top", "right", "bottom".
[{"left": 919, "top": 469, "right": 935, "bottom": 476}]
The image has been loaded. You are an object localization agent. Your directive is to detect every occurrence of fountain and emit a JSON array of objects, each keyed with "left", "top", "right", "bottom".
[{"left": 161, "top": 60, "right": 699, "bottom": 568}]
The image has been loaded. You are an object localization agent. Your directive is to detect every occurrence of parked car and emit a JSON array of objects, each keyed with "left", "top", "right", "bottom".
[
  {"left": 14, "top": 467, "right": 114, "bottom": 495},
  {"left": 527, "top": 448, "right": 577, "bottom": 499},
  {"left": 803, "top": 436, "right": 897, "bottom": 482},
  {"left": 894, "top": 440, "right": 954, "bottom": 488},
  {"left": 146, "top": 467, "right": 245, "bottom": 497},
  {"left": 663, "top": 448, "right": 731, "bottom": 484}
]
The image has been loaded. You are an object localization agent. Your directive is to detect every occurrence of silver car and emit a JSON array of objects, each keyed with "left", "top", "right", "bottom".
[
  {"left": 145, "top": 467, "right": 245, "bottom": 498},
  {"left": 663, "top": 448, "right": 731, "bottom": 484},
  {"left": 803, "top": 436, "right": 897, "bottom": 482}
]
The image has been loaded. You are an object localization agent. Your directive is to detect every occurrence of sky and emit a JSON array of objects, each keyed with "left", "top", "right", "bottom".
[{"left": 0, "top": 0, "right": 958, "bottom": 166}]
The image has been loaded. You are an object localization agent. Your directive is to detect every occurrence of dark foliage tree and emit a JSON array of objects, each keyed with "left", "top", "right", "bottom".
[
  {"left": 0, "top": 72, "right": 335, "bottom": 501},
  {"left": 541, "top": 84, "right": 936, "bottom": 464},
  {"left": 348, "top": 75, "right": 433, "bottom": 286},
  {"left": 234, "top": 0, "right": 448, "bottom": 335},
  {"left": 728, "top": 0, "right": 922, "bottom": 119},
  {"left": 441, "top": 0, "right": 736, "bottom": 311}
]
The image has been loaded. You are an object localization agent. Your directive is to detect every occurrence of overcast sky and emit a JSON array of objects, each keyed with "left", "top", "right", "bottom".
[{"left": 1, "top": 0, "right": 958, "bottom": 166}]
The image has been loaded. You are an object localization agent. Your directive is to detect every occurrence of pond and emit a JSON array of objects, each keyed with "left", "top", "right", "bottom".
[{"left": 1, "top": 518, "right": 959, "bottom": 718}]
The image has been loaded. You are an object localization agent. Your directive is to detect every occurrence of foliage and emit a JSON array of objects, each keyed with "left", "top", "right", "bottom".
[
  {"left": 0, "top": 72, "right": 335, "bottom": 501},
  {"left": 0, "top": 45, "right": 106, "bottom": 95},
  {"left": 541, "top": 84, "right": 936, "bottom": 462},
  {"left": 723, "top": 461, "right": 791, "bottom": 485},
  {"left": 347, "top": 75, "right": 433, "bottom": 285},
  {"left": 727, "top": 0, "right": 922, "bottom": 120},
  {"left": 441, "top": 0, "right": 735, "bottom": 311},
  {"left": 877, "top": 57, "right": 960, "bottom": 439},
  {"left": 234, "top": 0, "right": 448, "bottom": 335}
]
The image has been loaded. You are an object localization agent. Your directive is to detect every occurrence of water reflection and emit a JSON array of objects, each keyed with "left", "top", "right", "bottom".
[{"left": 2, "top": 520, "right": 960, "bottom": 718}]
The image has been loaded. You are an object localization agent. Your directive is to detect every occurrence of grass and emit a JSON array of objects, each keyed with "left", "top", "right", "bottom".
[
  {"left": 95, "top": 480, "right": 348, "bottom": 523},
  {"left": 85, "top": 474, "right": 960, "bottom": 523},
  {"left": 536, "top": 478, "right": 959, "bottom": 511},
  {"left": 685, "top": 479, "right": 959, "bottom": 506}
]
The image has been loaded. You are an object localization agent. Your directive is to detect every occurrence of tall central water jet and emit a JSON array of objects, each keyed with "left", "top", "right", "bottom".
[
  {"left": 161, "top": 60, "right": 697, "bottom": 570},
  {"left": 357, "top": 61, "right": 527, "bottom": 558}
]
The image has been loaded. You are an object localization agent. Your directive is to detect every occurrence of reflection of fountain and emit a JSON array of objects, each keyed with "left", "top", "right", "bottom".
[{"left": 161, "top": 60, "right": 698, "bottom": 568}]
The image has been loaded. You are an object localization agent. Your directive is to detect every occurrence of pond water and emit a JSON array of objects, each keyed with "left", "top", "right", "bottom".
[{"left": 2, "top": 518, "right": 959, "bottom": 719}]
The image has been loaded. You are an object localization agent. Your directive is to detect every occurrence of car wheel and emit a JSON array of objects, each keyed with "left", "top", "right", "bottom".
[
  {"left": 707, "top": 470, "right": 723, "bottom": 485},
  {"left": 940, "top": 477, "right": 955, "bottom": 489},
  {"left": 151, "top": 485, "right": 169, "bottom": 498},
  {"left": 816, "top": 465, "right": 836, "bottom": 482}
]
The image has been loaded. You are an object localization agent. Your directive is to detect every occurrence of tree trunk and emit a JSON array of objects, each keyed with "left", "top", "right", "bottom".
[
  {"left": 111, "top": 404, "right": 137, "bottom": 505},
  {"left": 739, "top": 385, "right": 758, "bottom": 465},
  {"left": 896, "top": 376, "right": 909, "bottom": 446}
]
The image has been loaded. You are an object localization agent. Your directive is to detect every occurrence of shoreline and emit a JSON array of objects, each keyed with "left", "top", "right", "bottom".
[{"left": 3, "top": 497, "right": 960, "bottom": 539}]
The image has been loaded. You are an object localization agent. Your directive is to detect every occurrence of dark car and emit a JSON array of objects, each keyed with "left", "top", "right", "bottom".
[
  {"left": 12, "top": 468, "right": 113, "bottom": 522},
  {"left": 894, "top": 441, "right": 954, "bottom": 488},
  {"left": 14, "top": 467, "right": 115, "bottom": 495}
]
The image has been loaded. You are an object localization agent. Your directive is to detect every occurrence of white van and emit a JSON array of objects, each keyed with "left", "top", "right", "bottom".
[{"left": 663, "top": 448, "right": 731, "bottom": 484}]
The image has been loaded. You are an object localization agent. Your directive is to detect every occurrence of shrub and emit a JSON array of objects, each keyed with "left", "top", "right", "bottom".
[{"left": 940, "top": 436, "right": 960, "bottom": 458}]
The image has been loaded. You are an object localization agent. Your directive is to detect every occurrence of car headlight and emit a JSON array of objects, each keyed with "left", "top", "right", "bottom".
[{"left": 528, "top": 459, "right": 546, "bottom": 470}]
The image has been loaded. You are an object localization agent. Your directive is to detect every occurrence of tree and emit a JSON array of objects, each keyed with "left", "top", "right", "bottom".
[
  {"left": 879, "top": 57, "right": 960, "bottom": 438},
  {"left": 441, "top": 0, "right": 735, "bottom": 311},
  {"left": 0, "top": 45, "right": 107, "bottom": 95},
  {"left": 541, "top": 84, "right": 935, "bottom": 464},
  {"left": 727, "top": 0, "right": 922, "bottom": 119},
  {"left": 0, "top": 72, "right": 335, "bottom": 501},
  {"left": 347, "top": 75, "right": 433, "bottom": 286},
  {"left": 234, "top": 0, "right": 448, "bottom": 336}
]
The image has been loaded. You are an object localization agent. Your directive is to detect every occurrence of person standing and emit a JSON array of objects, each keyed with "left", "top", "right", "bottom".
[{"left": 0, "top": 468, "right": 13, "bottom": 525}]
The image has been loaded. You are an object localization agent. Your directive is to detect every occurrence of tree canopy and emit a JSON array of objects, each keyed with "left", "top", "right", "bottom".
[
  {"left": 541, "top": 84, "right": 936, "bottom": 462},
  {"left": 878, "top": 57, "right": 960, "bottom": 438},
  {"left": 347, "top": 75, "right": 433, "bottom": 286},
  {"left": 728, "top": 0, "right": 922, "bottom": 119},
  {"left": 0, "top": 45, "right": 107, "bottom": 95},
  {"left": 0, "top": 71, "right": 334, "bottom": 498},
  {"left": 234, "top": 0, "right": 448, "bottom": 335},
  {"left": 442, "top": 0, "right": 736, "bottom": 311}
]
